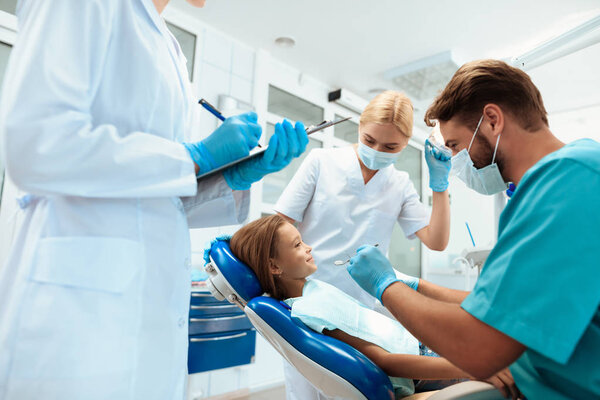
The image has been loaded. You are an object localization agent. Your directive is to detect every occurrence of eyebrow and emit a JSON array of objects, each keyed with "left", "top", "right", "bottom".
[{"left": 362, "top": 133, "right": 400, "bottom": 146}]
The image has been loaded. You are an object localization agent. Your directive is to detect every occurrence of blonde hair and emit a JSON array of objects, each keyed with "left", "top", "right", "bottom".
[{"left": 360, "top": 90, "right": 414, "bottom": 138}]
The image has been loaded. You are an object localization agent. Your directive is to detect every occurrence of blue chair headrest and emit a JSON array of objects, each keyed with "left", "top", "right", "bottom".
[{"left": 209, "top": 240, "right": 263, "bottom": 303}]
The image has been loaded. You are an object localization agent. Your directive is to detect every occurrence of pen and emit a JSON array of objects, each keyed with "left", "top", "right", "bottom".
[
  {"left": 199, "top": 98, "right": 261, "bottom": 147},
  {"left": 199, "top": 98, "right": 225, "bottom": 122}
]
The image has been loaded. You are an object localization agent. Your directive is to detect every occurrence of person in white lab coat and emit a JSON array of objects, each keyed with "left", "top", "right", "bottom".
[
  {"left": 0, "top": 1, "right": 307, "bottom": 399},
  {"left": 274, "top": 90, "right": 452, "bottom": 399}
]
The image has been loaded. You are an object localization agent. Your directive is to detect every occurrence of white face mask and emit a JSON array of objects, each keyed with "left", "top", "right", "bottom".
[
  {"left": 357, "top": 141, "right": 401, "bottom": 170},
  {"left": 450, "top": 115, "right": 507, "bottom": 195}
]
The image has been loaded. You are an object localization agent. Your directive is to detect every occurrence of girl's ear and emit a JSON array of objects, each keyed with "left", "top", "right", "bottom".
[{"left": 269, "top": 259, "right": 282, "bottom": 276}]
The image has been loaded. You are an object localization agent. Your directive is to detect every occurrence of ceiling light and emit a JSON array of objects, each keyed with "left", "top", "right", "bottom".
[
  {"left": 384, "top": 51, "right": 460, "bottom": 101},
  {"left": 511, "top": 14, "right": 600, "bottom": 70},
  {"left": 274, "top": 37, "right": 295, "bottom": 48}
]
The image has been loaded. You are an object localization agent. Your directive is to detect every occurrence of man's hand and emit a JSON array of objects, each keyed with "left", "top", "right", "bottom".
[
  {"left": 483, "top": 368, "right": 522, "bottom": 399},
  {"left": 347, "top": 245, "right": 398, "bottom": 301}
]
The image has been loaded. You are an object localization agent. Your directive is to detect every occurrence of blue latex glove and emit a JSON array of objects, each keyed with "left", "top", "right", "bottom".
[
  {"left": 347, "top": 245, "right": 399, "bottom": 302},
  {"left": 506, "top": 183, "right": 516, "bottom": 198},
  {"left": 184, "top": 112, "right": 262, "bottom": 176},
  {"left": 424, "top": 138, "right": 452, "bottom": 192},
  {"left": 203, "top": 234, "right": 232, "bottom": 266},
  {"left": 395, "top": 271, "right": 420, "bottom": 291},
  {"left": 223, "top": 119, "right": 308, "bottom": 190}
]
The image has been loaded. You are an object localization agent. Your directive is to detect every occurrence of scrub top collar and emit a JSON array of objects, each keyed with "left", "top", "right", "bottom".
[{"left": 346, "top": 146, "right": 393, "bottom": 195}]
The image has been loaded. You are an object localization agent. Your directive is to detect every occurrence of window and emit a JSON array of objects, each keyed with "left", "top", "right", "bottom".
[
  {"left": 262, "top": 86, "right": 324, "bottom": 205},
  {"left": 388, "top": 145, "right": 423, "bottom": 277},
  {"left": 267, "top": 85, "right": 324, "bottom": 126},
  {"left": 261, "top": 123, "right": 322, "bottom": 204},
  {"left": 0, "top": 0, "right": 17, "bottom": 14},
  {"left": 333, "top": 113, "right": 358, "bottom": 142},
  {"left": 166, "top": 22, "right": 196, "bottom": 81},
  {"left": 0, "top": 41, "right": 12, "bottom": 203}
]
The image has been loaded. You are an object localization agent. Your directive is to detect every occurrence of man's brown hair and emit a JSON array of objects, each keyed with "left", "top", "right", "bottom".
[
  {"left": 230, "top": 214, "right": 288, "bottom": 300},
  {"left": 424, "top": 59, "right": 548, "bottom": 131}
]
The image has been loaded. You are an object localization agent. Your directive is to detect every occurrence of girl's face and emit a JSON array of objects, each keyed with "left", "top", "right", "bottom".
[
  {"left": 359, "top": 122, "right": 409, "bottom": 153},
  {"left": 270, "top": 223, "right": 317, "bottom": 279}
]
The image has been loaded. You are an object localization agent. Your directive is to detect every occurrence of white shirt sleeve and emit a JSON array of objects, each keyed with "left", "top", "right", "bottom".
[
  {"left": 1, "top": 0, "right": 198, "bottom": 198},
  {"left": 273, "top": 150, "right": 320, "bottom": 222},
  {"left": 182, "top": 174, "right": 250, "bottom": 228},
  {"left": 397, "top": 180, "right": 430, "bottom": 239}
]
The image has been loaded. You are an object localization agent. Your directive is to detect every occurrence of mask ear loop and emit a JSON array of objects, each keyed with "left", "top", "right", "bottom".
[
  {"left": 467, "top": 115, "right": 485, "bottom": 153},
  {"left": 491, "top": 134, "right": 501, "bottom": 164}
]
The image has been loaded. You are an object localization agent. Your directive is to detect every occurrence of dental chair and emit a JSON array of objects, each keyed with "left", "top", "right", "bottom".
[{"left": 204, "top": 239, "right": 505, "bottom": 400}]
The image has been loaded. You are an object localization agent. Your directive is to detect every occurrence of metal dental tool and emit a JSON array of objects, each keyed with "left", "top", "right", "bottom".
[{"left": 334, "top": 244, "right": 379, "bottom": 266}]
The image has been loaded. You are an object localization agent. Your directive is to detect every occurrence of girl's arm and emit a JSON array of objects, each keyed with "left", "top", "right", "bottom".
[
  {"left": 324, "top": 329, "right": 522, "bottom": 399},
  {"left": 417, "top": 279, "right": 470, "bottom": 304},
  {"left": 323, "top": 329, "right": 468, "bottom": 379}
]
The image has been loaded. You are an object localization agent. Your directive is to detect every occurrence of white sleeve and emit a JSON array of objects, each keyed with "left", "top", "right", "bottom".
[
  {"left": 1, "top": 0, "right": 197, "bottom": 198},
  {"left": 397, "top": 180, "right": 430, "bottom": 239},
  {"left": 273, "top": 150, "right": 319, "bottom": 222},
  {"left": 182, "top": 174, "right": 250, "bottom": 228}
]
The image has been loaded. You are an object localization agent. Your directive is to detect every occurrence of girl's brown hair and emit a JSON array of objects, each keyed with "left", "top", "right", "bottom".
[{"left": 230, "top": 214, "right": 288, "bottom": 300}]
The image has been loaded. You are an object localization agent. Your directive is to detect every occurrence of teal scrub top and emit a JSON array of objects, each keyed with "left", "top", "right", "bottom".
[{"left": 461, "top": 139, "right": 600, "bottom": 400}]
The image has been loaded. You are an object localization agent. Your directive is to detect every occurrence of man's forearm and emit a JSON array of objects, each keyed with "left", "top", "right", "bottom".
[
  {"left": 381, "top": 282, "right": 525, "bottom": 379},
  {"left": 417, "top": 279, "right": 470, "bottom": 303}
]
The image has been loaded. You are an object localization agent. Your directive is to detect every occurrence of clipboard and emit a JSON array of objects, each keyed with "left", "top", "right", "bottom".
[{"left": 196, "top": 116, "right": 352, "bottom": 180}]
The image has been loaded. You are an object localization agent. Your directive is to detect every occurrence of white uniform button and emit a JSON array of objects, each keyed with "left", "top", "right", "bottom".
[
  {"left": 178, "top": 317, "right": 186, "bottom": 328},
  {"left": 184, "top": 258, "right": 191, "bottom": 270}
]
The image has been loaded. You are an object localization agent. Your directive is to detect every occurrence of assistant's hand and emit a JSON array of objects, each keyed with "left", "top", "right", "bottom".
[
  {"left": 184, "top": 112, "right": 262, "bottom": 176},
  {"left": 223, "top": 119, "right": 308, "bottom": 190},
  {"left": 346, "top": 245, "right": 399, "bottom": 302},
  {"left": 424, "top": 138, "right": 452, "bottom": 192},
  {"left": 483, "top": 368, "right": 522, "bottom": 400},
  {"left": 203, "top": 234, "right": 232, "bottom": 267}
]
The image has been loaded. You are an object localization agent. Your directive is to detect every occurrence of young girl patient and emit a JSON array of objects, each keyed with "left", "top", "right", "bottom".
[{"left": 228, "top": 215, "right": 516, "bottom": 398}]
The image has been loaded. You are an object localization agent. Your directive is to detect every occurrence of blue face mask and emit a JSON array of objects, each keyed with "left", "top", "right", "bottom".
[
  {"left": 357, "top": 141, "right": 401, "bottom": 170},
  {"left": 450, "top": 115, "right": 507, "bottom": 195}
]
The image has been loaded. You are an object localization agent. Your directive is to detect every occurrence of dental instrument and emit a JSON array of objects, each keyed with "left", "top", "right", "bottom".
[{"left": 334, "top": 244, "right": 378, "bottom": 265}]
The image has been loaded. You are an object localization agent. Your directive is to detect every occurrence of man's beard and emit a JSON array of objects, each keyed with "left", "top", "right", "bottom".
[{"left": 471, "top": 134, "right": 505, "bottom": 178}]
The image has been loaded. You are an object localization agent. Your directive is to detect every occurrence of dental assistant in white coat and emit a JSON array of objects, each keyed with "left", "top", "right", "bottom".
[
  {"left": 274, "top": 90, "right": 452, "bottom": 400},
  {"left": 0, "top": 1, "right": 307, "bottom": 399}
]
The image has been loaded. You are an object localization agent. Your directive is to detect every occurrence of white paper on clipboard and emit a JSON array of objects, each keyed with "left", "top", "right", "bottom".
[{"left": 195, "top": 117, "right": 352, "bottom": 181}]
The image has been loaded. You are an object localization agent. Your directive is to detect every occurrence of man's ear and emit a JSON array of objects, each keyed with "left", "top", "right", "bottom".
[
  {"left": 482, "top": 103, "right": 504, "bottom": 138},
  {"left": 269, "top": 259, "right": 282, "bottom": 276}
]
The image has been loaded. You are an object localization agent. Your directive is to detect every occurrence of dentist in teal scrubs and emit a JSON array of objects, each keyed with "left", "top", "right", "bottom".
[{"left": 347, "top": 59, "right": 600, "bottom": 400}]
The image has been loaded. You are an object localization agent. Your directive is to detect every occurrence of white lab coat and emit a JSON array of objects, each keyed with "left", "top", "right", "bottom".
[
  {"left": 275, "top": 146, "right": 429, "bottom": 400},
  {"left": 0, "top": 1, "right": 248, "bottom": 399}
]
